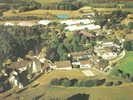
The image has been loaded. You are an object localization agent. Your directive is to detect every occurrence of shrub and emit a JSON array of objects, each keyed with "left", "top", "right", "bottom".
[
  {"left": 113, "top": 81, "right": 122, "bottom": 86},
  {"left": 76, "top": 80, "right": 95, "bottom": 87},
  {"left": 61, "top": 79, "right": 72, "bottom": 87},
  {"left": 50, "top": 78, "right": 61, "bottom": 86},
  {"left": 105, "top": 82, "right": 114, "bottom": 86},
  {"left": 83, "top": 80, "right": 95, "bottom": 87},
  {"left": 129, "top": 76, "right": 133, "bottom": 82},
  {"left": 70, "top": 79, "right": 78, "bottom": 86},
  {"left": 128, "top": 22, "right": 133, "bottom": 30},
  {"left": 74, "top": 80, "right": 82, "bottom": 87},
  {"left": 95, "top": 79, "right": 106, "bottom": 86}
]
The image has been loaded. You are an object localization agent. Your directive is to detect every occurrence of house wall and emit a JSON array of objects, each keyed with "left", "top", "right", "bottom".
[
  {"left": 80, "top": 64, "right": 92, "bottom": 68},
  {"left": 72, "top": 62, "right": 80, "bottom": 65}
]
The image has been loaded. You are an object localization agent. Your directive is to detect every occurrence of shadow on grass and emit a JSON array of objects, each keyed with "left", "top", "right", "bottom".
[
  {"left": 16, "top": 87, "right": 28, "bottom": 94},
  {"left": 67, "top": 93, "right": 90, "bottom": 100}
]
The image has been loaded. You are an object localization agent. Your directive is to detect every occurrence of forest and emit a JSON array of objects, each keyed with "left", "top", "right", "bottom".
[{"left": 0, "top": 24, "right": 96, "bottom": 65}]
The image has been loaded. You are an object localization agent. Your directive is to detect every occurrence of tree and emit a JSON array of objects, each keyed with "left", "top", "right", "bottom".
[
  {"left": 123, "top": 41, "right": 133, "bottom": 51},
  {"left": 105, "top": 82, "right": 113, "bottom": 86},
  {"left": 95, "top": 15, "right": 107, "bottom": 28},
  {"left": 57, "top": 43, "right": 68, "bottom": 60},
  {"left": 61, "top": 79, "right": 72, "bottom": 87},
  {"left": 95, "top": 79, "right": 106, "bottom": 86},
  {"left": 114, "top": 81, "right": 122, "bottom": 86},
  {"left": 0, "top": 32, "right": 16, "bottom": 64},
  {"left": 0, "top": 11, "right": 3, "bottom": 17},
  {"left": 50, "top": 78, "right": 61, "bottom": 86},
  {"left": 128, "top": 22, "right": 133, "bottom": 30},
  {"left": 46, "top": 48, "right": 59, "bottom": 61}
]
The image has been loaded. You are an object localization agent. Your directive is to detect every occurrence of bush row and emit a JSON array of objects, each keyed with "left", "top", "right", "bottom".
[
  {"left": 0, "top": 16, "right": 43, "bottom": 21},
  {"left": 50, "top": 78, "right": 123, "bottom": 87}
]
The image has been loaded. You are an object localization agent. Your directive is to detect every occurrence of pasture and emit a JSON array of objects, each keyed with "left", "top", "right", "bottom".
[{"left": 111, "top": 51, "right": 133, "bottom": 75}]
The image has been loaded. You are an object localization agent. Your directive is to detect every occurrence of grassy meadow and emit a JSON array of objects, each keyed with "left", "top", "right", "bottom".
[
  {"left": 111, "top": 51, "right": 133, "bottom": 75},
  {"left": 1, "top": 69, "right": 133, "bottom": 100}
]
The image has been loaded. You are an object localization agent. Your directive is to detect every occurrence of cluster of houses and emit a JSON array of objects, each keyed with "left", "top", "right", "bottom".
[
  {"left": 0, "top": 56, "right": 51, "bottom": 90},
  {"left": 4, "top": 20, "right": 51, "bottom": 27},
  {"left": 65, "top": 24, "right": 100, "bottom": 31},
  {"left": 51, "top": 49, "right": 108, "bottom": 71},
  {"left": 0, "top": 14, "right": 124, "bottom": 90},
  {"left": 50, "top": 40, "right": 123, "bottom": 71},
  {"left": 94, "top": 42, "right": 122, "bottom": 60},
  {"left": 0, "top": 40, "right": 121, "bottom": 90}
]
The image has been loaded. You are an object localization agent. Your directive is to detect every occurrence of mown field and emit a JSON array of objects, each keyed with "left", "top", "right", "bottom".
[
  {"left": 111, "top": 51, "right": 133, "bottom": 75},
  {"left": 1, "top": 69, "right": 133, "bottom": 100}
]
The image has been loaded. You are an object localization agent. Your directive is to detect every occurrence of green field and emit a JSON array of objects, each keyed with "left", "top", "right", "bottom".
[{"left": 111, "top": 51, "right": 133, "bottom": 75}]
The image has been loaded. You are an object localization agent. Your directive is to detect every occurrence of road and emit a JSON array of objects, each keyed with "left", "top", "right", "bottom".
[{"left": 104, "top": 50, "right": 126, "bottom": 73}]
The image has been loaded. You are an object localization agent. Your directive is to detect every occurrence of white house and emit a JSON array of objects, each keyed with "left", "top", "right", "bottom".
[
  {"left": 8, "top": 71, "right": 23, "bottom": 88},
  {"left": 101, "top": 52, "right": 118, "bottom": 60},
  {"left": 17, "top": 22, "right": 35, "bottom": 27},
  {"left": 30, "top": 58, "right": 43, "bottom": 74},
  {"left": 65, "top": 24, "right": 100, "bottom": 31},
  {"left": 4, "top": 22, "right": 15, "bottom": 26},
  {"left": 53, "top": 61, "right": 72, "bottom": 70},
  {"left": 60, "top": 19, "right": 94, "bottom": 25},
  {"left": 38, "top": 20, "right": 51, "bottom": 25}
]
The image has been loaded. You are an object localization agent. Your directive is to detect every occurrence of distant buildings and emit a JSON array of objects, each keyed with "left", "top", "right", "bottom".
[
  {"left": 60, "top": 19, "right": 94, "bottom": 25},
  {"left": 94, "top": 42, "right": 121, "bottom": 60},
  {"left": 65, "top": 24, "right": 101, "bottom": 31},
  {"left": 4, "top": 22, "right": 15, "bottom": 26}
]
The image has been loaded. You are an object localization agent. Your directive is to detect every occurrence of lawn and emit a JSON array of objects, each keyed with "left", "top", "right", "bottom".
[
  {"left": 1, "top": 69, "right": 133, "bottom": 100},
  {"left": 34, "top": 69, "right": 88, "bottom": 86},
  {"left": 1, "top": 81, "right": 133, "bottom": 100},
  {"left": 111, "top": 51, "right": 133, "bottom": 75}
]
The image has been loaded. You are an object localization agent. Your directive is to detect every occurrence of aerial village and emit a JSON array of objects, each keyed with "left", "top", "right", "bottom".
[
  {"left": 0, "top": 0, "right": 133, "bottom": 99},
  {"left": 0, "top": 10, "right": 129, "bottom": 91}
]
